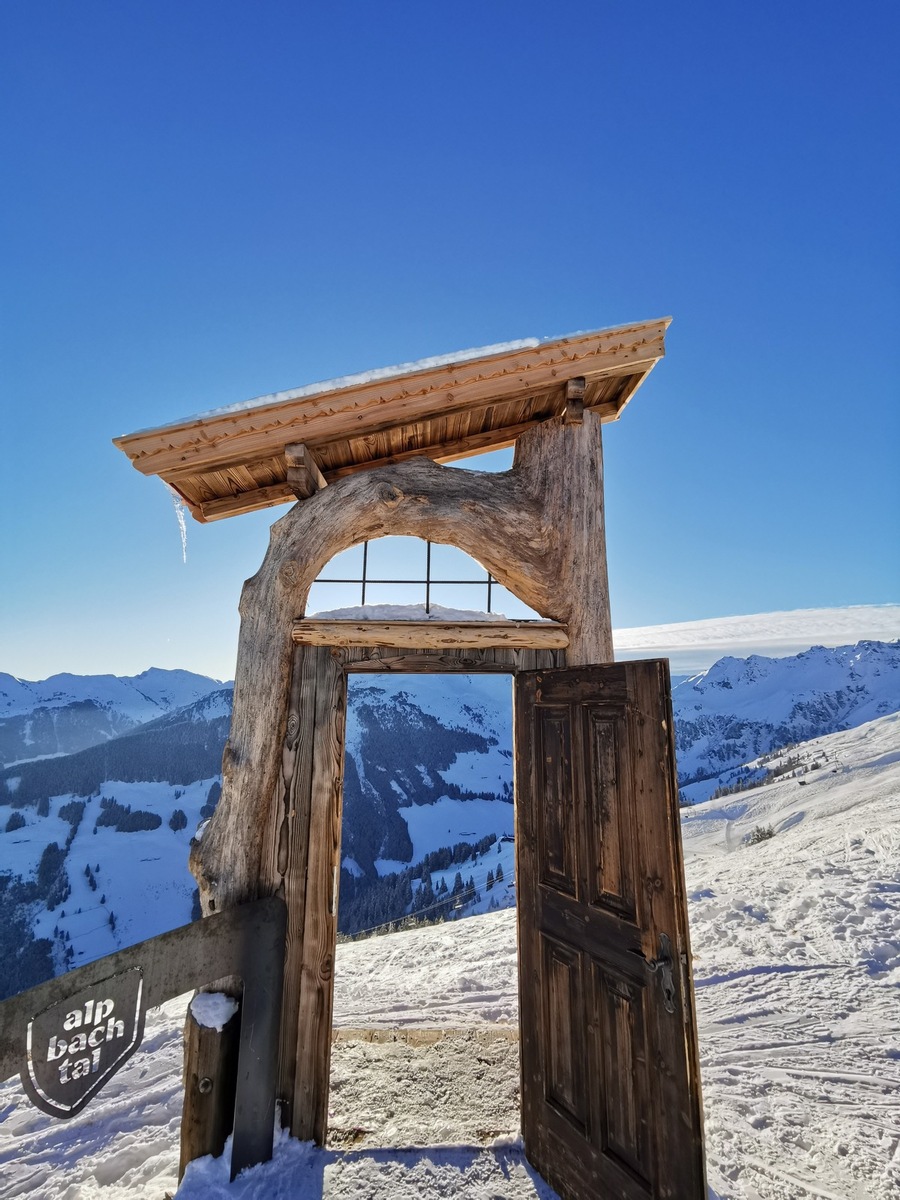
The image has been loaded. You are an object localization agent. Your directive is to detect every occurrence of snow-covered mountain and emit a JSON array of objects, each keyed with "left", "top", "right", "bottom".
[
  {"left": 615, "top": 603, "right": 900, "bottom": 673},
  {"left": 0, "top": 668, "right": 228, "bottom": 768},
  {"left": 673, "top": 640, "right": 899, "bottom": 794},
  {"left": 339, "top": 674, "right": 515, "bottom": 935},
  {"left": 2, "top": 640, "right": 898, "bottom": 1002}
]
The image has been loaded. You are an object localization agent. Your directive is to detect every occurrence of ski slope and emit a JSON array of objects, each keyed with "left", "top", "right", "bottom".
[{"left": 0, "top": 716, "right": 898, "bottom": 1198}]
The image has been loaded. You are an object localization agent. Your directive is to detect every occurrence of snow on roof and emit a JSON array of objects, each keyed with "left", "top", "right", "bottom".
[
  {"left": 130, "top": 337, "right": 545, "bottom": 436},
  {"left": 114, "top": 318, "right": 671, "bottom": 522}
]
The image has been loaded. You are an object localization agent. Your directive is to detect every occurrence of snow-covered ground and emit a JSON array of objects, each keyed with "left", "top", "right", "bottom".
[
  {"left": 1, "top": 715, "right": 898, "bottom": 1198},
  {"left": 2, "top": 778, "right": 217, "bottom": 968}
]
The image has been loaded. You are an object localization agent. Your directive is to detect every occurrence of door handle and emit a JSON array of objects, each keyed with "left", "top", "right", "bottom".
[{"left": 629, "top": 933, "right": 677, "bottom": 1014}]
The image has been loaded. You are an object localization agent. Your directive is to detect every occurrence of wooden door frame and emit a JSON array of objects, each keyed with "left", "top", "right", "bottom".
[{"left": 270, "top": 636, "right": 566, "bottom": 1141}]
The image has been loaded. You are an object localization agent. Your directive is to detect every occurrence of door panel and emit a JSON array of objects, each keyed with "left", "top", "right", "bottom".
[
  {"left": 585, "top": 709, "right": 636, "bottom": 917},
  {"left": 515, "top": 660, "right": 705, "bottom": 1200},
  {"left": 538, "top": 707, "right": 578, "bottom": 895},
  {"left": 544, "top": 937, "right": 588, "bottom": 1129}
]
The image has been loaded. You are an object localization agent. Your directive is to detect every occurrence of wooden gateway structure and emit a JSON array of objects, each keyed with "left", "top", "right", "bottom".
[{"left": 116, "top": 319, "right": 707, "bottom": 1199}]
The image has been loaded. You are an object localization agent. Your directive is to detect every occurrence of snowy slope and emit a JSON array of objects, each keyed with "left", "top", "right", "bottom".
[{"left": 1, "top": 713, "right": 898, "bottom": 1198}]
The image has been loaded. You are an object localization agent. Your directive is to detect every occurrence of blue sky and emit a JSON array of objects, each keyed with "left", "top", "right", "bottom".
[{"left": 1, "top": 1, "right": 897, "bottom": 681}]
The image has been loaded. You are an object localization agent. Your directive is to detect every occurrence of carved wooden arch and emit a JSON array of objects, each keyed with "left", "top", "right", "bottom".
[{"left": 192, "top": 411, "right": 612, "bottom": 917}]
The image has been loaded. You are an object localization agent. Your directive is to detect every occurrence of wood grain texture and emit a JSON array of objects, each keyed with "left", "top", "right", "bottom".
[
  {"left": 291, "top": 619, "right": 569, "bottom": 649},
  {"left": 285, "top": 443, "right": 327, "bottom": 500},
  {"left": 115, "top": 320, "right": 668, "bottom": 482},
  {"left": 281, "top": 646, "right": 345, "bottom": 1141},
  {"left": 334, "top": 646, "right": 565, "bottom": 673},
  {"left": 514, "top": 662, "right": 707, "bottom": 1199},
  {"left": 190, "top": 412, "right": 612, "bottom": 919}
]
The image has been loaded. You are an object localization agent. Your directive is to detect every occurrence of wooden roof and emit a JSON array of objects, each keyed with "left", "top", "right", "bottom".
[{"left": 114, "top": 318, "right": 669, "bottom": 522}]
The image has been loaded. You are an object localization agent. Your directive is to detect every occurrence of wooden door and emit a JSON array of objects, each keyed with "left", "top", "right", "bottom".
[{"left": 514, "top": 661, "right": 705, "bottom": 1200}]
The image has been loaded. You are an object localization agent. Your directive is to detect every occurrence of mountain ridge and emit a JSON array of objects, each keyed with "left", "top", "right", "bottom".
[
  {"left": 1, "top": 638, "right": 897, "bottom": 999},
  {"left": 0, "top": 668, "right": 230, "bottom": 769}
]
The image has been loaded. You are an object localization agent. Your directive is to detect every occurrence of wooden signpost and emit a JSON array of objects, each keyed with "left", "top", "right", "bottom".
[
  {"left": 0, "top": 897, "right": 286, "bottom": 1182},
  {"left": 112, "top": 320, "right": 708, "bottom": 1198}
]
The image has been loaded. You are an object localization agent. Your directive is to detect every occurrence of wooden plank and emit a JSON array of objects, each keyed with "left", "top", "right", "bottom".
[
  {"left": 164, "top": 363, "right": 660, "bottom": 522},
  {"left": 290, "top": 648, "right": 346, "bottom": 1142},
  {"left": 337, "top": 646, "right": 565, "bottom": 673},
  {"left": 625, "top": 659, "right": 707, "bottom": 1192},
  {"left": 323, "top": 419, "right": 533, "bottom": 480},
  {"left": 115, "top": 321, "right": 669, "bottom": 476},
  {"left": 165, "top": 369, "right": 631, "bottom": 491},
  {"left": 291, "top": 620, "right": 569, "bottom": 650},
  {"left": 270, "top": 645, "right": 321, "bottom": 1124},
  {"left": 147, "top": 346, "right": 661, "bottom": 476},
  {"left": 285, "top": 443, "right": 327, "bottom": 500},
  {"left": 197, "top": 482, "right": 297, "bottom": 522}
]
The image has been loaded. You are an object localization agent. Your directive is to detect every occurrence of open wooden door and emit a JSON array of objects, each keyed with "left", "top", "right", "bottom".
[{"left": 514, "top": 660, "right": 705, "bottom": 1200}]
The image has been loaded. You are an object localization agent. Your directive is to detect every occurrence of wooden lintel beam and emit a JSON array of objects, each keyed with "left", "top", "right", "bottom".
[
  {"left": 284, "top": 443, "right": 327, "bottom": 500},
  {"left": 291, "top": 619, "right": 569, "bottom": 650}
]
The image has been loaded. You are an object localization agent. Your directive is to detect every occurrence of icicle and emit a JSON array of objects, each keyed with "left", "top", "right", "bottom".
[{"left": 164, "top": 484, "right": 189, "bottom": 563}]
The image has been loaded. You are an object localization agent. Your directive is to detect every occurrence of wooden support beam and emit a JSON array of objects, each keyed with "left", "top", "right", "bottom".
[
  {"left": 563, "top": 377, "right": 585, "bottom": 425},
  {"left": 291, "top": 619, "right": 569, "bottom": 650},
  {"left": 335, "top": 646, "right": 564, "bottom": 672},
  {"left": 198, "top": 483, "right": 297, "bottom": 522},
  {"left": 284, "top": 443, "right": 327, "bottom": 501}
]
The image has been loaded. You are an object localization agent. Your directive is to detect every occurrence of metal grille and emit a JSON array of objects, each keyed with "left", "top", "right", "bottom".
[{"left": 317, "top": 540, "right": 498, "bottom": 613}]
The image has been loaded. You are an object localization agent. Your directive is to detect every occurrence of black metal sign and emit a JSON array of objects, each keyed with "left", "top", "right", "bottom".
[{"left": 22, "top": 968, "right": 145, "bottom": 1118}]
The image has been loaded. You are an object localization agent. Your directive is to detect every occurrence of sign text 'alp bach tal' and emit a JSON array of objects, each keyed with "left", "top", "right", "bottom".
[{"left": 23, "top": 968, "right": 145, "bottom": 1118}]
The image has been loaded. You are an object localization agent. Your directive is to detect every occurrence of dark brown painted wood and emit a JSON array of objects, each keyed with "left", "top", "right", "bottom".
[{"left": 515, "top": 660, "right": 706, "bottom": 1200}]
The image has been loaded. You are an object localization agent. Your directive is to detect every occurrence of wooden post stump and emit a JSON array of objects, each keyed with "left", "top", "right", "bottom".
[{"left": 178, "top": 999, "right": 242, "bottom": 1179}]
